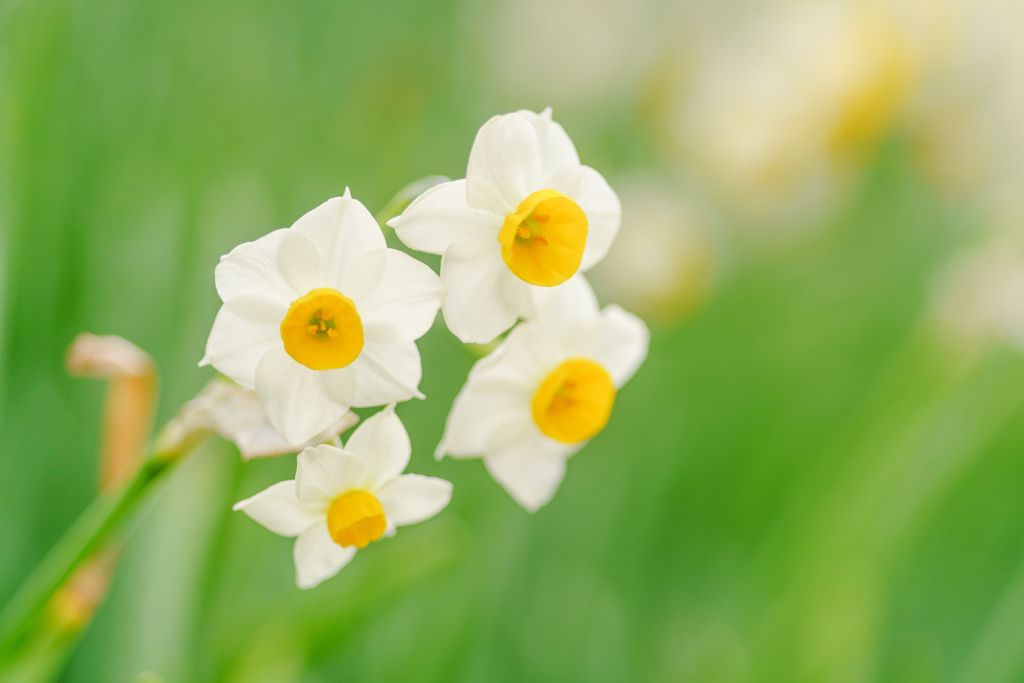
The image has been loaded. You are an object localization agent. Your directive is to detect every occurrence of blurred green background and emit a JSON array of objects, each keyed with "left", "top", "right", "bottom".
[{"left": 4, "top": 0, "right": 1024, "bottom": 681}]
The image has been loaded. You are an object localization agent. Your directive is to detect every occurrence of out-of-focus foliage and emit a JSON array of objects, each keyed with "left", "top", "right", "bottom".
[{"left": 3, "top": 0, "right": 1024, "bottom": 681}]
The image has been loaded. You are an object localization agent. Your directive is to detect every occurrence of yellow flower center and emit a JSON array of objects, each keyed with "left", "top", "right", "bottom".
[
  {"left": 280, "top": 287, "right": 364, "bottom": 371},
  {"left": 326, "top": 490, "right": 387, "bottom": 549},
  {"left": 497, "top": 189, "right": 588, "bottom": 287},
  {"left": 531, "top": 358, "right": 615, "bottom": 443}
]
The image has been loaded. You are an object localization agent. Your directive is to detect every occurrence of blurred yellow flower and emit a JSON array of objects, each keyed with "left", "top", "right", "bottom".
[{"left": 670, "top": 2, "right": 918, "bottom": 224}]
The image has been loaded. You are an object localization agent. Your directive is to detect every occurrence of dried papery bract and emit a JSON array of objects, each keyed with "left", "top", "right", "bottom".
[
  {"left": 156, "top": 378, "right": 359, "bottom": 460},
  {"left": 66, "top": 333, "right": 157, "bottom": 490}
]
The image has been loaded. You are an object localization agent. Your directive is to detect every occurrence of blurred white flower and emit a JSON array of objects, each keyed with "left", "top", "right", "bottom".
[
  {"left": 155, "top": 378, "right": 358, "bottom": 460},
  {"left": 477, "top": 0, "right": 669, "bottom": 109},
  {"left": 909, "top": 0, "right": 1024, "bottom": 195},
  {"left": 202, "top": 190, "right": 442, "bottom": 444},
  {"left": 931, "top": 194, "right": 1024, "bottom": 353},
  {"left": 932, "top": 244, "right": 1024, "bottom": 353},
  {"left": 670, "top": 2, "right": 917, "bottom": 224},
  {"left": 436, "top": 276, "right": 648, "bottom": 511},
  {"left": 234, "top": 407, "right": 452, "bottom": 589},
  {"left": 388, "top": 109, "right": 620, "bottom": 343},
  {"left": 589, "top": 177, "right": 714, "bottom": 321}
]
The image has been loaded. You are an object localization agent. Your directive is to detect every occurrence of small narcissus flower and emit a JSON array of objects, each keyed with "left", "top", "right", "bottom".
[
  {"left": 202, "top": 190, "right": 443, "bottom": 445},
  {"left": 436, "top": 276, "right": 648, "bottom": 511},
  {"left": 388, "top": 108, "right": 620, "bottom": 344},
  {"left": 234, "top": 406, "right": 452, "bottom": 589}
]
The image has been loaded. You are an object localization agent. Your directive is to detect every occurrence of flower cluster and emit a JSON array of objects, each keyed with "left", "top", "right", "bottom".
[{"left": 204, "top": 109, "right": 649, "bottom": 588}]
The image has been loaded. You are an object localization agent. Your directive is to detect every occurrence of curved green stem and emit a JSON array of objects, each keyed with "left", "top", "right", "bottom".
[{"left": 0, "top": 455, "right": 174, "bottom": 654}]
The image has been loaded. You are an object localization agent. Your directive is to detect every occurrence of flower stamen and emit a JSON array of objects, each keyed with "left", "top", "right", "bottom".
[{"left": 280, "top": 288, "right": 364, "bottom": 371}]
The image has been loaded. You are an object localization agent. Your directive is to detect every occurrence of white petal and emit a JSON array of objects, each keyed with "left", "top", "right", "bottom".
[
  {"left": 293, "top": 523, "right": 357, "bottom": 589},
  {"left": 515, "top": 107, "right": 580, "bottom": 178},
  {"left": 344, "top": 249, "right": 442, "bottom": 341},
  {"left": 181, "top": 376, "right": 359, "bottom": 460},
  {"left": 536, "top": 275, "right": 600, "bottom": 323},
  {"left": 321, "top": 365, "right": 357, "bottom": 407},
  {"left": 201, "top": 306, "right": 280, "bottom": 389},
  {"left": 277, "top": 230, "right": 320, "bottom": 296},
  {"left": 436, "top": 355, "right": 533, "bottom": 459},
  {"left": 439, "top": 241, "right": 522, "bottom": 343},
  {"left": 254, "top": 347, "right": 347, "bottom": 444},
  {"left": 547, "top": 165, "right": 621, "bottom": 271},
  {"left": 388, "top": 179, "right": 501, "bottom": 254},
  {"left": 483, "top": 419, "right": 574, "bottom": 512},
  {"left": 296, "top": 443, "right": 368, "bottom": 504},
  {"left": 215, "top": 228, "right": 299, "bottom": 323},
  {"left": 466, "top": 113, "right": 544, "bottom": 215},
  {"left": 343, "top": 405, "right": 411, "bottom": 490},
  {"left": 290, "top": 190, "right": 386, "bottom": 286},
  {"left": 529, "top": 275, "right": 602, "bottom": 357},
  {"left": 347, "top": 339, "right": 424, "bottom": 408},
  {"left": 234, "top": 410, "right": 359, "bottom": 461},
  {"left": 362, "top": 321, "right": 408, "bottom": 345},
  {"left": 579, "top": 305, "right": 650, "bottom": 386},
  {"left": 232, "top": 481, "right": 323, "bottom": 537},
  {"left": 498, "top": 321, "right": 563, "bottom": 387},
  {"left": 376, "top": 474, "right": 452, "bottom": 526}
]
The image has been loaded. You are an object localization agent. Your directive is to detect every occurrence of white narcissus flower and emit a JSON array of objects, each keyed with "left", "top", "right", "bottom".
[
  {"left": 436, "top": 276, "right": 648, "bottom": 511},
  {"left": 234, "top": 406, "right": 452, "bottom": 589},
  {"left": 387, "top": 108, "right": 621, "bottom": 344},
  {"left": 202, "top": 190, "right": 443, "bottom": 445}
]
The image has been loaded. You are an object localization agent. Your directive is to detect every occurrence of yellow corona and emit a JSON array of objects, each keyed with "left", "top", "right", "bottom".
[
  {"left": 531, "top": 358, "right": 615, "bottom": 443},
  {"left": 280, "top": 288, "right": 364, "bottom": 370},
  {"left": 326, "top": 490, "right": 387, "bottom": 549},
  {"left": 497, "top": 190, "right": 588, "bottom": 287}
]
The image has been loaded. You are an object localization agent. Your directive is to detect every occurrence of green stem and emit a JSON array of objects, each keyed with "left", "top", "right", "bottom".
[
  {"left": 373, "top": 175, "right": 449, "bottom": 228},
  {"left": 0, "top": 455, "right": 174, "bottom": 653}
]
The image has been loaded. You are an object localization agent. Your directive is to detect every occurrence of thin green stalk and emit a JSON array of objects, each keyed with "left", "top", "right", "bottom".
[
  {"left": 0, "top": 455, "right": 174, "bottom": 653},
  {"left": 373, "top": 175, "right": 448, "bottom": 228}
]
